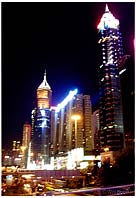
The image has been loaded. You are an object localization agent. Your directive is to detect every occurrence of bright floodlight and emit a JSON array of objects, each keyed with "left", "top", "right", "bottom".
[{"left": 56, "top": 88, "right": 78, "bottom": 113}]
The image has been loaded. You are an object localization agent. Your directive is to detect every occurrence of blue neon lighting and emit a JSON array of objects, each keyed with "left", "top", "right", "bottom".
[
  {"left": 42, "top": 119, "right": 47, "bottom": 128},
  {"left": 56, "top": 88, "right": 78, "bottom": 113},
  {"left": 40, "top": 109, "right": 45, "bottom": 116}
]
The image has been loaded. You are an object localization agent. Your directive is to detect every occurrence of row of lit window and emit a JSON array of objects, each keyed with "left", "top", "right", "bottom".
[
  {"left": 101, "top": 30, "right": 121, "bottom": 36},
  {"left": 100, "top": 74, "right": 119, "bottom": 82}
]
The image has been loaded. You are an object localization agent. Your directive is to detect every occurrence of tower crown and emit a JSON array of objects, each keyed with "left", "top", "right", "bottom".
[
  {"left": 38, "top": 69, "right": 51, "bottom": 90},
  {"left": 97, "top": 4, "right": 119, "bottom": 31}
]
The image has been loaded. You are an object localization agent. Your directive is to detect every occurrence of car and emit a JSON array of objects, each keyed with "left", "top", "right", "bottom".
[{"left": 45, "top": 191, "right": 55, "bottom": 196}]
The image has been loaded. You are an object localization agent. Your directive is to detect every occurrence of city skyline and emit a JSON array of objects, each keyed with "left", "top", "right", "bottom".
[{"left": 2, "top": 2, "right": 135, "bottom": 149}]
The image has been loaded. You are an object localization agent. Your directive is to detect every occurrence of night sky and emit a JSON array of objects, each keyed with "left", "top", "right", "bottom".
[{"left": 2, "top": 2, "right": 135, "bottom": 149}]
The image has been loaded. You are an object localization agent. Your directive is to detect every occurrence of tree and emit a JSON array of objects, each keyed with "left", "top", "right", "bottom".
[
  {"left": 96, "top": 148, "right": 135, "bottom": 186},
  {"left": 112, "top": 148, "right": 135, "bottom": 185}
]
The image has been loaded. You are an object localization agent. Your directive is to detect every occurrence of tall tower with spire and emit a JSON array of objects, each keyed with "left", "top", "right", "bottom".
[
  {"left": 31, "top": 69, "right": 52, "bottom": 167},
  {"left": 97, "top": 4, "right": 125, "bottom": 152}
]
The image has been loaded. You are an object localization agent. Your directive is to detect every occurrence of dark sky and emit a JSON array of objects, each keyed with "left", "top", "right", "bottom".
[{"left": 2, "top": 2, "right": 135, "bottom": 149}]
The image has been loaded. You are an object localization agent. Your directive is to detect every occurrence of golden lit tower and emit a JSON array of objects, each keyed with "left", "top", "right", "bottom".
[{"left": 22, "top": 122, "right": 31, "bottom": 148}]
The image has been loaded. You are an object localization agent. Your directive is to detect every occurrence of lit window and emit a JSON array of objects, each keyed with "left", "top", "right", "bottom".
[{"left": 110, "top": 75, "right": 114, "bottom": 77}]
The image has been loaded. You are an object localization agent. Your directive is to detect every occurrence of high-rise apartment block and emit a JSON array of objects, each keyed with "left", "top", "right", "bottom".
[{"left": 97, "top": 5, "right": 125, "bottom": 152}]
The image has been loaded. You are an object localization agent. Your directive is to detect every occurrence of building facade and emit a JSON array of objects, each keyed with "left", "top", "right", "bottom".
[{"left": 97, "top": 5, "right": 125, "bottom": 152}]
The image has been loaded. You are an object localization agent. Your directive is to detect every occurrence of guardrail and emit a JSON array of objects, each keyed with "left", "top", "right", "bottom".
[{"left": 58, "top": 184, "right": 135, "bottom": 196}]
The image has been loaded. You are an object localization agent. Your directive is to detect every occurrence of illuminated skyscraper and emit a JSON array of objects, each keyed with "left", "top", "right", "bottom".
[
  {"left": 97, "top": 4, "right": 125, "bottom": 151},
  {"left": 51, "top": 89, "right": 94, "bottom": 156},
  {"left": 31, "top": 70, "right": 52, "bottom": 167},
  {"left": 22, "top": 122, "right": 31, "bottom": 168},
  {"left": 22, "top": 122, "right": 31, "bottom": 149}
]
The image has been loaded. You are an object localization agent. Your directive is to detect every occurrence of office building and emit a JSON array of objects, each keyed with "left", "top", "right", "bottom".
[
  {"left": 92, "top": 110, "right": 100, "bottom": 153},
  {"left": 22, "top": 122, "right": 31, "bottom": 148},
  {"left": 21, "top": 122, "right": 31, "bottom": 168},
  {"left": 97, "top": 4, "right": 125, "bottom": 151},
  {"left": 51, "top": 89, "right": 94, "bottom": 157},
  {"left": 31, "top": 70, "right": 52, "bottom": 167}
]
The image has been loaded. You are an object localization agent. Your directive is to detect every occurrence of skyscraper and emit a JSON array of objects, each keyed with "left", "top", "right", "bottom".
[
  {"left": 97, "top": 5, "right": 125, "bottom": 152},
  {"left": 22, "top": 122, "right": 31, "bottom": 168},
  {"left": 51, "top": 89, "right": 94, "bottom": 156},
  {"left": 31, "top": 70, "right": 52, "bottom": 167},
  {"left": 22, "top": 122, "right": 31, "bottom": 149},
  {"left": 92, "top": 110, "right": 100, "bottom": 153}
]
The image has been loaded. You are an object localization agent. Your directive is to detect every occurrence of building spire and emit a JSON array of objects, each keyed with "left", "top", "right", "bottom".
[
  {"left": 44, "top": 69, "right": 47, "bottom": 81},
  {"left": 38, "top": 69, "right": 51, "bottom": 90},
  {"left": 105, "top": 4, "right": 109, "bottom": 13}
]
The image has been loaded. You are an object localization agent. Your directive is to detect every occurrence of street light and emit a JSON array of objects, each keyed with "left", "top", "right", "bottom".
[{"left": 71, "top": 115, "right": 81, "bottom": 148}]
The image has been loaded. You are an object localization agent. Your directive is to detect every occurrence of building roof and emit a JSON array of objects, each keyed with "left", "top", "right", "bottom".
[
  {"left": 97, "top": 4, "right": 119, "bottom": 31},
  {"left": 38, "top": 69, "right": 51, "bottom": 90}
]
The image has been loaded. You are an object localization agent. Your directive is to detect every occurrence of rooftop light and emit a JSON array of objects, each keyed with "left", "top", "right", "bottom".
[{"left": 56, "top": 88, "right": 78, "bottom": 112}]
